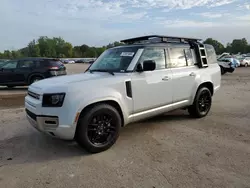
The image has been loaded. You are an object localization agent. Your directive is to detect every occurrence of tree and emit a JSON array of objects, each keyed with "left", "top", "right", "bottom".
[
  {"left": 27, "top": 40, "right": 40, "bottom": 57},
  {"left": 63, "top": 42, "right": 73, "bottom": 58},
  {"left": 230, "top": 38, "right": 248, "bottom": 54},
  {"left": 1, "top": 35, "right": 249, "bottom": 59},
  {"left": 204, "top": 38, "right": 225, "bottom": 54}
]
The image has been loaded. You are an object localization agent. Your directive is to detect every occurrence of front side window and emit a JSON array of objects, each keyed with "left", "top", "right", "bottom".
[
  {"left": 1, "top": 61, "right": 18, "bottom": 69},
  {"left": 89, "top": 47, "right": 140, "bottom": 72},
  {"left": 138, "top": 48, "right": 166, "bottom": 70}
]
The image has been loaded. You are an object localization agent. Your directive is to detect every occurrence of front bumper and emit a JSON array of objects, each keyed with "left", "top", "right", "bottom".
[{"left": 26, "top": 108, "right": 75, "bottom": 140}]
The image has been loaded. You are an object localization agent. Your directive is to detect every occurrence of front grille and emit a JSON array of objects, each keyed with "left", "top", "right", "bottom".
[
  {"left": 26, "top": 109, "right": 37, "bottom": 121},
  {"left": 28, "top": 90, "right": 40, "bottom": 100}
]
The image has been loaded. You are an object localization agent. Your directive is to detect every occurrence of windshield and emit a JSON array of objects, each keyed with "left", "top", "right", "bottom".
[
  {"left": 0, "top": 61, "right": 8, "bottom": 68},
  {"left": 89, "top": 46, "right": 140, "bottom": 72}
]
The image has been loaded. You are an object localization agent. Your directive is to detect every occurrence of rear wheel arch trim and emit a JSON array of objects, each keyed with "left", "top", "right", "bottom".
[
  {"left": 191, "top": 81, "right": 214, "bottom": 103},
  {"left": 27, "top": 74, "right": 45, "bottom": 84},
  {"left": 196, "top": 82, "right": 214, "bottom": 96}
]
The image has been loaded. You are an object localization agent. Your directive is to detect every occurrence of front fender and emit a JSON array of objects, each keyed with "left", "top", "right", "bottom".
[{"left": 72, "top": 87, "right": 131, "bottom": 125}]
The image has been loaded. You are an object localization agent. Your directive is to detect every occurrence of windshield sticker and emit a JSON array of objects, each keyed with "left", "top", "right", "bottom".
[{"left": 120, "top": 52, "right": 135, "bottom": 57}]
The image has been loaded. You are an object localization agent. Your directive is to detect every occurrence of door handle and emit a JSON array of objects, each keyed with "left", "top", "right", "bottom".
[
  {"left": 189, "top": 72, "right": 196, "bottom": 77},
  {"left": 162, "top": 76, "right": 170, "bottom": 81}
]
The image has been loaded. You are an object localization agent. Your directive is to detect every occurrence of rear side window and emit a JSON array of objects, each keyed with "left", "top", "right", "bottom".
[
  {"left": 49, "top": 61, "right": 64, "bottom": 67},
  {"left": 18, "top": 60, "right": 35, "bottom": 68},
  {"left": 168, "top": 48, "right": 187, "bottom": 68},
  {"left": 205, "top": 44, "right": 217, "bottom": 64}
]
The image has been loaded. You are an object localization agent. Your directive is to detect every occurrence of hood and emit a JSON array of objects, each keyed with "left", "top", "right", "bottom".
[{"left": 30, "top": 72, "right": 110, "bottom": 88}]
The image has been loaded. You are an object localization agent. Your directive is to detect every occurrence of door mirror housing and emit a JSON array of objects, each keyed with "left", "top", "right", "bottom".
[
  {"left": 136, "top": 60, "right": 156, "bottom": 72},
  {"left": 142, "top": 60, "right": 156, "bottom": 71},
  {"left": 136, "top": 63, "right": 143, "bottom": 72}
]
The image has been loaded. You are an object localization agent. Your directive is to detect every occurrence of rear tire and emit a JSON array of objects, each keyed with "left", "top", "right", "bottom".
[
  {"left": 75, "top": 104, "right": 121, "bottom": 153},
  {"left": 29, "top": 76, "right": 43, "bottom": 85},
  {"left": 188, "top": 87, "right": 212, "bottom": 118},
  {"left": 245, "top": 63, "right": 248, "bottom": 67}
]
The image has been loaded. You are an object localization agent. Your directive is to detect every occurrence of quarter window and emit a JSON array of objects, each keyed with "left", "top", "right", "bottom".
[
  {"left": 139, "top": 48, "right": 166, "bottom": 70},
  {"left": 205, "top": 45, "right": 217, "bottom": 64}
]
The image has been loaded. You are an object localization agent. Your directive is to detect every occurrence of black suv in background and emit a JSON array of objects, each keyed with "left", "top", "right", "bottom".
[{"left": 0, "top": 58, "right": 67, "bottom": 88}]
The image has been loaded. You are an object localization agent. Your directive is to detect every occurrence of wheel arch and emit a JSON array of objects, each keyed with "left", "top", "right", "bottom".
[
  {"left": 197, "top": 81, "right": 214, "bottom": 96},
  {"left": 76, "top": 99, "right": 125, "bottom": 127},
  {"left": 27, "top": 73, "right": 45, "bottom": 84}
]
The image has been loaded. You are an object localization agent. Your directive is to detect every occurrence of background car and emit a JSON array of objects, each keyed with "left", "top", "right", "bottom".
[
  {"left": 63, "top": 59, "right": 75, "bottom": 64},
  {"left": 0, "top": 58, "right": 67, "bottom": 88},
  {"left": 239, "top": 57, "right": 250, "bottom": 67},
  {"left": 217, "top": 58, "right": 235, "bottom": 75},
  {"left": 75, "top": 59, "right": 86, "bottom": 63}
]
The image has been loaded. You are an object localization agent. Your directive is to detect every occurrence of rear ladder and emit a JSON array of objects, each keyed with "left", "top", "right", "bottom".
[{"left": 189, "top": 42, "right": 208, "bottom": 68}]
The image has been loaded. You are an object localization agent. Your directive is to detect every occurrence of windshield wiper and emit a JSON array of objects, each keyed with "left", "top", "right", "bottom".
[{"left": 89, "top": 69, "right": 115, "bottom": 76}]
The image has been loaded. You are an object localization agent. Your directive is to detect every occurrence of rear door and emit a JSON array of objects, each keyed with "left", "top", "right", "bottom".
[
  {"left": 15, "top": 60, "right": 36, "bottom": 82},
  {"left": 168, "top": 46, "right": 199, "bottom": 103}
]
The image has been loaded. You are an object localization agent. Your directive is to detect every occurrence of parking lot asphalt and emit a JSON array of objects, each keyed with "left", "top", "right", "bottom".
[
  {"left": 0, "top": 68, "right": 250, "bottom": 188},
  {"left": 0, "top": 64, "right": 90, "bottom": 109}
]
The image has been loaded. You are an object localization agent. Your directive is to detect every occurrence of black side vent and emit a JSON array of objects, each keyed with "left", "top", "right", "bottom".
[{"left": 125, "top": 81, "right": 132, "bottom": 98}]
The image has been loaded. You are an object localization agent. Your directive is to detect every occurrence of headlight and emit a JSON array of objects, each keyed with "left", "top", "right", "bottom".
[{"left": 42, "top": 93, "right": 66, "bottom": 107}]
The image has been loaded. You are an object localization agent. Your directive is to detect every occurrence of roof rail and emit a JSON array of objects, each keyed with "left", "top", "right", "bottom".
[{"left": 120, "top": 35, "right": 202, "bottom": 45}]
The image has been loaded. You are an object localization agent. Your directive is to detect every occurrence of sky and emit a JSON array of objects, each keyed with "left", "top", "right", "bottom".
[{"left": 0, "top": 0, "right": 250, "bottom": 51}]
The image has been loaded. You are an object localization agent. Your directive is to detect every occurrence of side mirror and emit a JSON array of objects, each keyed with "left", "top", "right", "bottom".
[
  {"left": 136, "top": 63, "right": 143, "bottom": 72},
  {"left": 142, "top": 60, "right": 156, "bottom": 71}
]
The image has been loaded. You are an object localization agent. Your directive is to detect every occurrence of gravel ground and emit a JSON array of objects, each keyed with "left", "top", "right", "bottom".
[{"left": 0, "top": 68, "right": 250, "bottom": 188}]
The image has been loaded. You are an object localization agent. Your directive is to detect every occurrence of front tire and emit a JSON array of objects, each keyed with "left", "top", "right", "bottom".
[
  {"left": 245, "top": 63, "right": 248, "bottom": 67},
  {"left": 75, "top": 104, "right": 121, "bottom": 153},
  {"left": 188, "top": 87, "right": 212, "bottom": 118}
]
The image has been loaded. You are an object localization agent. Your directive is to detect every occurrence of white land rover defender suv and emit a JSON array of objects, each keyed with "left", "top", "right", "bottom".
[{"left": 25, "top": 35, "right": 221, "bottom": 153}]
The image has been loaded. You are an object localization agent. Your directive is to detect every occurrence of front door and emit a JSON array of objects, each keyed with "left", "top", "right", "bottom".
[
  {"left": 0, "top": 60, "right": 18, "bottom": 84},
  {"left": 130, "top": 47, "right": 173, "bottom": 120}
]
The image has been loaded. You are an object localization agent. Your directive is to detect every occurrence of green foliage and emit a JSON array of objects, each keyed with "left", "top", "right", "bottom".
[
  {"left": 204, "top": 38, "right": 225, "bottom": 54},
  {"left": 0, "top": 36, "right": 249, "bottom": 59},
  {"left": 204, "top": 38, "right": 250, "bottom": 55}
]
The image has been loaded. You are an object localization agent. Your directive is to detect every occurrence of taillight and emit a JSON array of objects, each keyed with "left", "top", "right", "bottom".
[{"left": 48, "top": 66, "right": 59, "bottom": 70}]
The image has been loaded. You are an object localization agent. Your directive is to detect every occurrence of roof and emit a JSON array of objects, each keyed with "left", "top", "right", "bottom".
[
  {"left": 12, "top": 57, "right": 60, "bottom": 61},
  {"left": 120, "top": 35, "right": 202, "bottom": 45}
]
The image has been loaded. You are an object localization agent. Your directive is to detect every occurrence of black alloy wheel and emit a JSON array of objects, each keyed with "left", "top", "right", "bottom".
[
  {"left": 76, "top": 104, "right": 121, "bottom": 153},
  {"left": 87, "top": 114, "right": 116, "bottom": 146},
  {"left": 188, "top": 87, "right": 212, "bottom": 118},
  {"left": 197, "top": 89, "right": 212, "bottom": 115}
]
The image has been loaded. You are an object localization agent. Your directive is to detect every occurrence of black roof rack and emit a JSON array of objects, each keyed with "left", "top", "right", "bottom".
[{"left": 120, "top": 35, "right": 202, "bottom": 45}]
